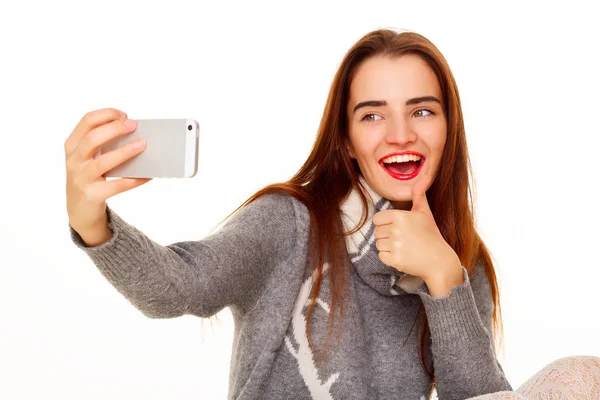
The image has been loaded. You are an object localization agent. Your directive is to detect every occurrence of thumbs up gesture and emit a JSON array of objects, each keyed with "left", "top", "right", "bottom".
[{"left": 373, "top": 174, "right": 464, "bottom": 297}]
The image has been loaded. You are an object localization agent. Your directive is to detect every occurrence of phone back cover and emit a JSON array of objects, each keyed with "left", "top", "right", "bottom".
[{"left": 99, "top": 119, "right": 196, "bottom": 178}]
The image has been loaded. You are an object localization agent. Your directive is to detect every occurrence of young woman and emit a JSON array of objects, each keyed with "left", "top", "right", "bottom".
[{"left": 65, "top": 29, "right": 599, "bottom": 400}]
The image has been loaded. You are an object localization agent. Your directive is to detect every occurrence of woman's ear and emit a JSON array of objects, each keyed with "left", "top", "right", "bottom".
[{"left": 346, "top": 141, "right": 356, "bottom": 159}]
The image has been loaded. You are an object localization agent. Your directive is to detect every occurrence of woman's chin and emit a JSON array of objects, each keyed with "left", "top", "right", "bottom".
[
  {"left": 386, "top": 186, "right": 412, "bottom": 200},
  {"left": 384, "top": 189, "right": 413, "bottom": 210}
]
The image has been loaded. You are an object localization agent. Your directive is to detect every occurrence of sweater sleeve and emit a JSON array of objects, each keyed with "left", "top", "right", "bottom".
[
  {"left": 68, "top": 193, "right": 298, "bottom": 319},
  {"left": 415, "top": 262, "right": 512, "bottom": 400}
]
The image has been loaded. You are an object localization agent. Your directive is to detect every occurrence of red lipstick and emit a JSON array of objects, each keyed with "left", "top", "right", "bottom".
[{"left": 378, "top": 151, "right": 425, "bottom": 181}]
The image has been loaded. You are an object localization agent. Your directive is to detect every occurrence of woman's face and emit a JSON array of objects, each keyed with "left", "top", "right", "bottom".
[{"left": 346, "top": 55, "right": 447, "bottom": 210}]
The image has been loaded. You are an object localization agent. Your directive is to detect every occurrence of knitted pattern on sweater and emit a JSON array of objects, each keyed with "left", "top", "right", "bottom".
[{"left": 70, "top": 180, "right": 511, "bottom": 399}]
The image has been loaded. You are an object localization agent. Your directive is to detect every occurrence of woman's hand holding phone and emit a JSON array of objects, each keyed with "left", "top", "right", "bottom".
[{"left": 64, "top": 108, "right": 152, "bottom": 246}]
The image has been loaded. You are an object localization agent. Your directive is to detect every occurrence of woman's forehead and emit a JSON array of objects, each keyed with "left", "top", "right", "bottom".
[{"left": 348, "top": 55, "right": 442, "bottom": 105}]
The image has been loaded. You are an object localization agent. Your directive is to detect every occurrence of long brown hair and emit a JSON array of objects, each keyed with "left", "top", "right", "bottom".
[{"left": 222, "top": 28, "right": 503, "bottom": 378}]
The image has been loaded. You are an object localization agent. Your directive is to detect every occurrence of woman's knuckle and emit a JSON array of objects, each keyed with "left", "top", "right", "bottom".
[
  {"left": 88, "top": 160, "right": 101, "bottom": 177},
  {"left": 82, "top": 111, "right": 94, "bottom": 126},
  {"left": 82, "top": 133, "right": 100, "bottom": 151},
  {"left": 65, "top": 157, "right": 74, "bottom": 172},
  {"left": 72, "top": 173, "right": 85, "bottom": 189},
  {"left": 82, "top": 185, "right": 101, "bottom": 203}
]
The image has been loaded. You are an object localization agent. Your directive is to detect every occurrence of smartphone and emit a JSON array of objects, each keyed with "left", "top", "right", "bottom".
[{"left": 95, "top": 119, "right": 199, "bottom": 178}]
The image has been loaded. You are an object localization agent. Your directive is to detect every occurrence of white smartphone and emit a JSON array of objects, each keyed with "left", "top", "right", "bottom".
[{"left": 95, "top": 119, "right": 199, "bottom": 178}]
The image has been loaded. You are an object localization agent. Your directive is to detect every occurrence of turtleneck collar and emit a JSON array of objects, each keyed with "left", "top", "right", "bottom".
[{"left": 339, "top": 176, "right": 427, "bottom": 296}]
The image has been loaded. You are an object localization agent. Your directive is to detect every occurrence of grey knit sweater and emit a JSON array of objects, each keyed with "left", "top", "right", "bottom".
[{"left": 69, "top": 181, "right": 512, "bottom": 400}]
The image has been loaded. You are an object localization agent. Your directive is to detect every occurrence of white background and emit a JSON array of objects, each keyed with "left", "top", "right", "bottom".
[{"left": 1, "top": 1, "right": 598, "bottom": 399}]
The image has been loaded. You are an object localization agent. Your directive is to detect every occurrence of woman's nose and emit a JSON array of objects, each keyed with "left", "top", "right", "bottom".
[{"left": 385, "top": 118, "right": 417, "bottom": 145}]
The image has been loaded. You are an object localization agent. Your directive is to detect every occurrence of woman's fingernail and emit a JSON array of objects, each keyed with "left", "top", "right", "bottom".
[
  {"left": 125, "top": 119, "right": 136, "bottom": 128},
  {"left": 132, "top": 139, "right": 144, "bottom": 149},
  {"left": 120, "top": 111, "right": 127, "bottom": 119}
]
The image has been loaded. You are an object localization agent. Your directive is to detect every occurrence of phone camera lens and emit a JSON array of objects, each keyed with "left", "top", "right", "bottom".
[{"left": 187, "top": 124, "right": 192, "bottom": 131}]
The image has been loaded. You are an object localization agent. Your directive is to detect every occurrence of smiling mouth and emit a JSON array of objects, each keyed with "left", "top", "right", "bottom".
[{"left": 380, "top": 156, "right": 424, "bottom": 180}]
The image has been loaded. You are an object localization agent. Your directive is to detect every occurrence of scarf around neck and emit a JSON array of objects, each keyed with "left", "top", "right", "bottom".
[
  {"left": 279, "top": 176, "right": 433, "bottom": 399},
  {"left": 340, "top": 176, "right": 427, "bottom": 295}
]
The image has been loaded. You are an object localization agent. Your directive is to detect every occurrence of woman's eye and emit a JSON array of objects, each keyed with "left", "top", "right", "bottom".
[
  {"left": 361, "top": 113, "right": 382, "bottom": 122},
  {"left": 413, "top": 109, "right": 434, "bottom": 118}
]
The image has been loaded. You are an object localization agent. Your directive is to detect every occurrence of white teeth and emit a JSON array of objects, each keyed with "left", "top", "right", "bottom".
[{"left": 382, "top": 154, "right": 422, "bottom": 164}]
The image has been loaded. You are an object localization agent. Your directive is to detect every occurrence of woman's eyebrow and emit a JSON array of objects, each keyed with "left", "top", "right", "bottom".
[
  {"left": 405, "top": 95, "right": 441, "bottom": 106},
  {"left": 352, "top": 96, "right": 442, "bottom": 114},
  {"left": 353, "top": 100, "right": 387, "bottom": 114}
]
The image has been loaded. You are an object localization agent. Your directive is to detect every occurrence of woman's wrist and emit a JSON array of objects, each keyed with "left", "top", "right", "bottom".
[
  {"left": 75, "top": 223, "right": 113, "bottom": 247},
  {"left": 424, "top": 258, "right": 464, "bottom": 298}
]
